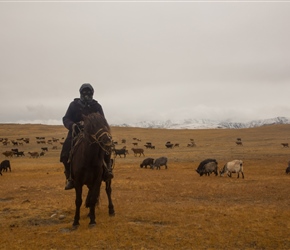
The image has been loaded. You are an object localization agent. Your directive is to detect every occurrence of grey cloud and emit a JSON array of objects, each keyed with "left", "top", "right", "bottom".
[{"left": 0, "top": 2, "right": 290, "bottom": 125}]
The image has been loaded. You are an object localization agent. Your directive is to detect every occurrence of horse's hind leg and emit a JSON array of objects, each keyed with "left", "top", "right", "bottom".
[
  {"left": 106, "top": 180, "right": 115, "bottom": 216},
  {"left": 73, "top": 186, "right": 82, "bottom": 227},
  {"left": 88, "top": 205, "right": 96, "bottom": 227},
  {"left": 84, "top": 188, "right": 96, "bottom": 225},
  {"left": 85, "top": 189, "right": 98, "bottom": 219},
  {"left": 85, "top": 190, "right": 92, "bottom": 211},
  {"left": 83, "top": 192, "right": 94, "bottom": 226},
  {"left": 88, "top": 182, "right": 102, "bottom": 226}
]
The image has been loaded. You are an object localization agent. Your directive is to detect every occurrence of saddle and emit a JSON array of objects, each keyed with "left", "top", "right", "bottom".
[{"left": 68, "top": 125, "right": 84, "bottom": 163}]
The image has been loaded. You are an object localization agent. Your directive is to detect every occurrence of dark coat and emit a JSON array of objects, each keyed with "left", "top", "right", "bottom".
[{"left": 60, "top": 98, "right": 105, "bottom": 162}]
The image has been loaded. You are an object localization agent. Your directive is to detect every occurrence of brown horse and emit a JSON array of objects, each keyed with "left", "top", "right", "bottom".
[{"left": 70, "top": 112, "right": 115, "bottom": 228}]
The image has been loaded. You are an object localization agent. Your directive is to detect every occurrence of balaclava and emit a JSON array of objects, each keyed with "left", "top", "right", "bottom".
[{"left": 79, "top": 83, "right": 94, "bottom": 104}]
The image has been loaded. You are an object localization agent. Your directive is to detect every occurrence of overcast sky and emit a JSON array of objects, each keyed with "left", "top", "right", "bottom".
[{"left": 1, "top": 1, "right": 290, "bottom": 125}]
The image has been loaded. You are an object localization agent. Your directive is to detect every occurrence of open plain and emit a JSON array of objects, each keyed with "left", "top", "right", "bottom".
[{"left": 0, "top": 123, "right": 290, "bottom": 250}]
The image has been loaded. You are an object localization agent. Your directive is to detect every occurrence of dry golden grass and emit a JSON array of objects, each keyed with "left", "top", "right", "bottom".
[{"left": 1, "top": 123, "right": 290, "bottom": 250}]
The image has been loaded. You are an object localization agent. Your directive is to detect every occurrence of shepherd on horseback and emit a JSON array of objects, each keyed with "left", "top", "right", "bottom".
[{"left": 60, "top": 83, "right": 114, "bottom": 190}]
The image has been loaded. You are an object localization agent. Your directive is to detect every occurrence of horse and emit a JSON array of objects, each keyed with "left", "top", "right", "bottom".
[{"left": 70, "top": 112, "right": 115, "bottom": 228}]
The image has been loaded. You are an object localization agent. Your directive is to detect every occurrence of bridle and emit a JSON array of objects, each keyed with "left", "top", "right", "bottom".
[
  {"left": 71, "top": 123, "right": 115, "bottom": 170},
  {"left": 89, "top": 128, "right": 112, "bottom": 155},
  {"left": 90, "top": 128, "right": 116, "bottom": 171}
]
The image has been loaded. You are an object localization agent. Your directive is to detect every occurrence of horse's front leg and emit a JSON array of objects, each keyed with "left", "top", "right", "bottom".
[
  {"left": 85, "top": 188, "right": 94, "bottom": 221},
  {"left": 73, "top": 186, "right": 82, "bottom": 227},
  {"left": 105, "top": 180, "right": 115, "bottom": 216},
  {"left": 88, "top": 205, "right": 96, "bottom": 226},
  {"left": 88, "top": 178, "right": 102, "bottom": 226}
]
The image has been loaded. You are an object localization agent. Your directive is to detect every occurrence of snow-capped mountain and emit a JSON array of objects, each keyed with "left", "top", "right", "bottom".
[{"left": 112, "top": 117, "right": 290, "bottom": 129}]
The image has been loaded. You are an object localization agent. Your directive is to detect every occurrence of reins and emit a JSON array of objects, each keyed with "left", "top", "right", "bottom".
[
  {"left": 90, "top": 128, "right": 116, "bottom": 171},
  {"left": 89, "top": 128, "right": 112, "bottom": 155},
  {"left": 70, "top": 120, "right": 115, "bottom": 170}
]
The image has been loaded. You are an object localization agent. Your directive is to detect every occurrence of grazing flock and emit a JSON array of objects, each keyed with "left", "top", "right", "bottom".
[
  {"left": 1, "top": 134, "right": 290, "bottom": 177},
  {"left": 1, "top": 136, "right": 63, "bottom": 160},
  {"left": 196, "top": 159, "right": 244, "bottom": 178},
  {"left": 111, "top": 136, "right": 290, "bottom": 176},
  {"left": 0, "top": 136, "right": 64, "bottom": 176}
]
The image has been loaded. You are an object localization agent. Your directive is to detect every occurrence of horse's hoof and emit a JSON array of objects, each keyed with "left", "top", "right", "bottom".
[
  {"left": 109, "top": 212, "right": 115, "bottom": 217},
  {"left": 72, "top": 224, "right": 79, "bottom": 230},
  {"left": 89, "top": 223, "right": 96, "bottom": 228}
]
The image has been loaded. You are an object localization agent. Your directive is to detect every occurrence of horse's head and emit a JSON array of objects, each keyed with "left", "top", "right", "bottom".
[{"left": 83, "top": 113, "right": 113, "bottom": 148}]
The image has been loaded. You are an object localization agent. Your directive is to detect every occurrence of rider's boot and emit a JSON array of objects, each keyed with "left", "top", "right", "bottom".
[{"left": 63, "top": 162, "right": 74, "bottom": 190}]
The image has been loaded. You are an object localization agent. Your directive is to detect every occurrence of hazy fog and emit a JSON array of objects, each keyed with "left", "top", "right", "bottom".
[{"left": 1, "top": 1, "right": 290, "bottom": 125}]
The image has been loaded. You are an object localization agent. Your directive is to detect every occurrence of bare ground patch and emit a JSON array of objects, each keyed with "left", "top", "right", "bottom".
[{"left": 1, "top": 124, "right": 290, "bottom": 249}]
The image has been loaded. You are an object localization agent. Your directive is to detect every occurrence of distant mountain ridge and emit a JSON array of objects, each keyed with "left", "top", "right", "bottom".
[{"left": 112, "top": 117, "right": 290, "bottom": 129}]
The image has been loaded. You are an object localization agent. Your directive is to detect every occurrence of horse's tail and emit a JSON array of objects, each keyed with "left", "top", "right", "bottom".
[{"left": 85, "top": 193, "right": 100, "bottom": 208}]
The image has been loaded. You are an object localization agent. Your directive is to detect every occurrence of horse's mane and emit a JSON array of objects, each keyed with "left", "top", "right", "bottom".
[{"left": 84, "top": 113, "right": 110, "bottom": 135}]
